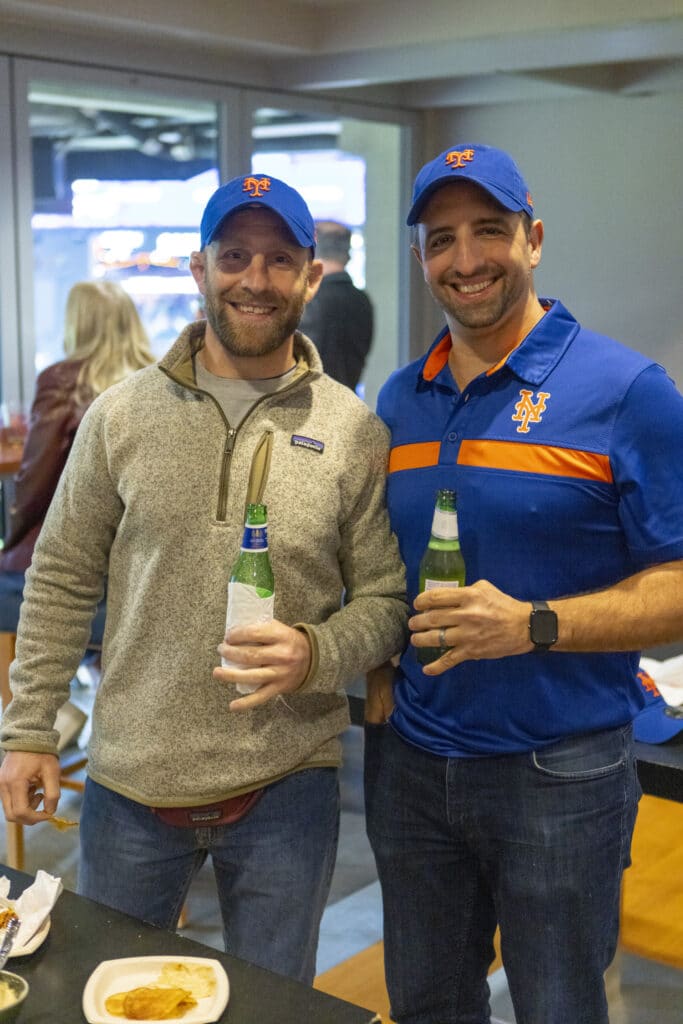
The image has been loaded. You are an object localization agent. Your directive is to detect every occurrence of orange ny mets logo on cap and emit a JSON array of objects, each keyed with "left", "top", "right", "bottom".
[
  {"left": 242, "top": 176, "right": 271, "bottom": 198},
  {"left": 445, "top": 149, "right": 475, "bottom": 169},
  {"left": 638, "top": 669, "right": 661, "bottom": 697},
  {"left": 512, "top": 389, "right": 550, "bottom": 433}
]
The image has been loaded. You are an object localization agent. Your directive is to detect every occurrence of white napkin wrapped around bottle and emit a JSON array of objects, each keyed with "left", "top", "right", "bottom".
[
  {"left": 222, "top": 581, "right": 274, "bottom": 693},
  {"left": 0, "top": 869, "right": 63, "bottom": 946}
]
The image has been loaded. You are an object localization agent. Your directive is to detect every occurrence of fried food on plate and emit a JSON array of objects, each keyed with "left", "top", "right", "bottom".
[
  {"left": 0, "top": 908, "right": 18, "bottom": 929},
  {"left": 158, "top": 962, "right": 217, "bottom": 999},
  {"left": 105, "top": 985, "right": 196, "bottom": 1020},
  {"left": 103, "top": 962, "right": 216, "bottom": 1019}
]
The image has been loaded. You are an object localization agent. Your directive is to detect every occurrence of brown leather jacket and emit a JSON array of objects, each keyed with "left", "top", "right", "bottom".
[{"left": 0, "top": 359, "right": 92, "bottom": 573}]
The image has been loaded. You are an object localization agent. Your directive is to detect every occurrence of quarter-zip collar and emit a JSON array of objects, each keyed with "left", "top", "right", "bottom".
[{"left": 158, "top": 321, "right": 323, "bottom": 393}]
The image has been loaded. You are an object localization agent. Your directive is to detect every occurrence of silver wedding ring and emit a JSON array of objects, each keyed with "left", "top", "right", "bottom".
[{"left": 438, "top": 627, "right": 448, "bottom": 648}]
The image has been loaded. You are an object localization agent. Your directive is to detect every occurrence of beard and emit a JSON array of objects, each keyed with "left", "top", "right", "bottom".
[
  {"left": 203, "top": 284, "right": 307, "bottom": 361},
  {"left": 430, "top": 265, "right": 531, "bottom": 332}
]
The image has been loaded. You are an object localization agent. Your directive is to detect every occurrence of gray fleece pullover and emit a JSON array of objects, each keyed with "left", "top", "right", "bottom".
[{"left": 1, "top": 324, "right": 408, "bottom": 806}]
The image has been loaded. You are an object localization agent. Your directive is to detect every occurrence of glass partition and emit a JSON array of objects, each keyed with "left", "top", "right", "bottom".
[{"left": 28, "top": 81, "right": 219, "bottom": 365}]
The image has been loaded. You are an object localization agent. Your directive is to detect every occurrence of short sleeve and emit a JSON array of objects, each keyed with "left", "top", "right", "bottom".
[{"left": 611, "top": 363, "right": 683, "bottom": 566}]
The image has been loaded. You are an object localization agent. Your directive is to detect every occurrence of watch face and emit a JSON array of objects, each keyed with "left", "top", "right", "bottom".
[{"left": 531, "top": 609, "right": 558, "bottom": 646}]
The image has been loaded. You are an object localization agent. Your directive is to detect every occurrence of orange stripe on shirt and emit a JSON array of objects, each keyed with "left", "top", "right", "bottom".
[
  {"left": 389, "top": 441, "right": 441, "bottom": 474},
  {"left": 458, "top": 439, "right": 613, "bottom": 482}
]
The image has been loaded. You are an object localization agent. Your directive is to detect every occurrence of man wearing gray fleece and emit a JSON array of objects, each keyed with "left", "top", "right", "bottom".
[{"left": 0, "top": 174, "right": 408, "bottom": 984}]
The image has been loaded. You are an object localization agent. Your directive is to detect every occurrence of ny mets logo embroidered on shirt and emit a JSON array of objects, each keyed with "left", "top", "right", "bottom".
[
  {"left": 512, "top": 389, "right": 550, "bottom": 433},
  {"left": 242, "top": 176, "right": 271, "bottom": 198},
  {"left": 445, "top": 149, "right": 475, "bottom": 170}
]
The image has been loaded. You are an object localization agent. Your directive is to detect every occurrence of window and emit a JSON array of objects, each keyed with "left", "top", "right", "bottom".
[{"left": 28, "top": 81, "right": 219, "bottom": 365}]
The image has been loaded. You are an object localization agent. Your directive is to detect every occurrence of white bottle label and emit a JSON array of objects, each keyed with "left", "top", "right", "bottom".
[
  {"left": 431, "top": 508, "right": 459, "bottom": 540},
  {"left": 423, "top": 578, "right": 461, "bottom": 590},
  {"left": 223, "top": 581, "right": 275, "bottom": 694}
]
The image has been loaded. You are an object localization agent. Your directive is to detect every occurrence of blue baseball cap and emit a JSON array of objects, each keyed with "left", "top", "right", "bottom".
[
  {"left": 633, "top": 667, "right": 683, "bottom": 744},
  {"left": 407, "top": 143, "right": 535, "bottom": 225},
  {"left": 200, "top": 174, "right": 316, "bottom": 250}
]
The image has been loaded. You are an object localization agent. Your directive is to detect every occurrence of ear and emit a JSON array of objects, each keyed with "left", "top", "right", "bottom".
[
  {"left": 528, "top": 219, "right": 544, "bottom": 270},
  {"left": 189, "top": 250, "right": 207, "bottom": 295},
  {"left": 303, "top": 259, "right": 324, "bottom": 304}
]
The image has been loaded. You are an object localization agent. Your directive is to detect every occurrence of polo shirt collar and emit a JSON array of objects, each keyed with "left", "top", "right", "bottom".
[{"left": 419, "top": 299, "right": 580, "bottom": 388}]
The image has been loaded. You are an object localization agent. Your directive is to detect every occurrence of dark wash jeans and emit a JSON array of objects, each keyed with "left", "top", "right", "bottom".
[
  {"left": 79, "top": 768, "right": 340, "bottom": 984},
  {"left": 365, "top": 722, "right": 640, "bottom": 1024}
]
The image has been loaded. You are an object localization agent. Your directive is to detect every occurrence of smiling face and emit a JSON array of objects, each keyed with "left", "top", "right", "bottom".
[
  {"left": 190, "top": 207, "right": 322, "bottom": 378},
  {"left": 413, "top": 180, "right": 543, "bottom": 340}
]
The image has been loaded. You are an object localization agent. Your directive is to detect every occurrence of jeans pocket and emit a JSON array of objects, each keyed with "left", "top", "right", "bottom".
[{"left": 532, "top": 724, "right": 632, "bottom": 780}]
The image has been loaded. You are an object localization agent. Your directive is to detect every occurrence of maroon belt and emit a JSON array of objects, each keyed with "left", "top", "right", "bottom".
[{"left": 151, "top": 788, "right": 263, "bottom": 828}]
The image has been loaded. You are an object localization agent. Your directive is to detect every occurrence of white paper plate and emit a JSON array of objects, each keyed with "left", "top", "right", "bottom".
[
  {"left": 82, "top": 955, "right": 229, "bottom": 1024},
  {"left": 0, "top": 897, "right": 51, "bottom": 957},
  {"left": 8, "top": 913, "right": 51, "bottom": 957}
]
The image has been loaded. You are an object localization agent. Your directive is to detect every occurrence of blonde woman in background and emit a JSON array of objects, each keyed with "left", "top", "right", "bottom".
[{"left": 0, "top": 280, "right": 154, "bottom": 637}]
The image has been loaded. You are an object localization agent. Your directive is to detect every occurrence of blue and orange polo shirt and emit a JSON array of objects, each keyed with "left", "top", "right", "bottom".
[{"left": 378, "top": 298, "right": 683, "bottom": 756}]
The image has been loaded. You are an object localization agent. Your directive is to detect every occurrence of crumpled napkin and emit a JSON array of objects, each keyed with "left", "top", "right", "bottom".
[{"left": 0, "top": 869, "right": 63, "bottom": 947}]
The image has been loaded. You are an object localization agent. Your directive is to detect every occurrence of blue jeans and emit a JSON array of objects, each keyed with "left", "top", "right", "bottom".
[
  {"left": 365, "top": 723, "right": 640, "bottom": 1024},
  {"left": 79, "top": 769, "right": 339, "bottom": 983}
]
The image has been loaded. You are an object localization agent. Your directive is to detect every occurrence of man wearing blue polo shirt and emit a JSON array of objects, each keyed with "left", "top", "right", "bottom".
[{"left": 364, "top": 143, "right": 683, "bottom": 1024}]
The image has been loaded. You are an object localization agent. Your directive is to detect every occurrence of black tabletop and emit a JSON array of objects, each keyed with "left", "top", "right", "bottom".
[
  {"left": 635, "top": 735, "right": 683, "bottom": 803},
  {"left": 0, "top": 866, "right": 378, "bottom": 1024}
]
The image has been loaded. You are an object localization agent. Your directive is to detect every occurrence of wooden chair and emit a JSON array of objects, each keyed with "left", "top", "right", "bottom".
[{"left": 0, "top": 630, "right": 90, "bottom": 869}]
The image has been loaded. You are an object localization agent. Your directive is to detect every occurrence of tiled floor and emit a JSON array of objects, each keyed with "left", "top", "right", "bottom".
[{"left": 1, "top": 708, "right": 682, "bottom": 1023}]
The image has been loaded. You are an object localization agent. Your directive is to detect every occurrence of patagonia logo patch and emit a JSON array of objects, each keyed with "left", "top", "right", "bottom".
[{"left": 291, "top": 434, "right": 325, "bottom": 454}]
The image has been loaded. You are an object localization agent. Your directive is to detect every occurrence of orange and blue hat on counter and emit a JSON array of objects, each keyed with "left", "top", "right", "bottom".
[
  {"left": 407, "top": 143, "right": 535, "bottom": 225},
  {"left": 200, "top": 174, "right": 316, "bottom": 250},
  {"left": 633, "top": 668, "right": 683, "bottom": 744}
]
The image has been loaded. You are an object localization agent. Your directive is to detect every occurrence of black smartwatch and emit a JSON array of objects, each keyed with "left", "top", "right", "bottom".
[{"left": 529, "top": 600, "right": 558, "bottom": 653}]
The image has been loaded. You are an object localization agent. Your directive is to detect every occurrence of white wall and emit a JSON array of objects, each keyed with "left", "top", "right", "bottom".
[{"left": 429, "top": 92, "right": 683, "bottom": 386}]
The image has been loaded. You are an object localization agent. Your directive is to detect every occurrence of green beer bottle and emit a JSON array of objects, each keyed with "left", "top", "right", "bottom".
[
  {"left": 223, "top": 502, "right": 275, "bottom": 694},
  {"left": 417, "top": 489, "right": 465, "bottom": 665}
]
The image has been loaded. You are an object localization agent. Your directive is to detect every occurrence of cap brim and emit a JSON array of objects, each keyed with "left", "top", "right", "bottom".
[
  {"left": 207, "top": 200, "right": 314, "bottom": 249},
  {"left": 633, "top": 703, "right": 683, "bottom": 744},
  {"left": 407, "top": 175, "right": 528, "bottom": 226}
]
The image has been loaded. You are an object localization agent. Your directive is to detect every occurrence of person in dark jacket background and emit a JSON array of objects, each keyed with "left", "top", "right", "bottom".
[
  {"left": 299, "top": 220, "right": 373, "bottom": 391},
  {"left": 0, "top": 280, "right": 154, "bottom": 638}
]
